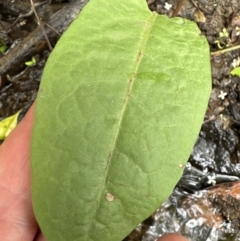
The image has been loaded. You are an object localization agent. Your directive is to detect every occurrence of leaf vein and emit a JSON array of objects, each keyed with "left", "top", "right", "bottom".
[{"left": 86, "top": 11, "right": 158, "bottom": 239}]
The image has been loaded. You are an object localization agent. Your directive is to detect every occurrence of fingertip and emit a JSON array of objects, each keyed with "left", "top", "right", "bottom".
[
  {"left": 157, "top": 233, "right": 188, "bottom": 241},
  {"left": 22, "top": 101, "right": 36, "bottom": 124},
  {"left": 2, "top": 101, "right": 36, "bottom": 146}
]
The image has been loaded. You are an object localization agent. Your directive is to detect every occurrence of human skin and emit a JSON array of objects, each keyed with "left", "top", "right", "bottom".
[
  {"left": 0, "top": 102, "right": 46, "bottom": 241},
  {"left": 0, "top": 103, "right": 187, "bottom": 241},
  {"left": 158, "top": 234, "right": 189, "bottom": 241}
]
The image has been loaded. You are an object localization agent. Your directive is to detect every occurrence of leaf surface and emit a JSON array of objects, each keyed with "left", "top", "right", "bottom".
[
  {"left": 231, "top": 67, "right": 240, "bottom": 77},
  {"left": 31, "top": 0, "right": 211, "bottom": 240},
  {"left": 0, "top": 110, "right": 20, "bottom": 140}
]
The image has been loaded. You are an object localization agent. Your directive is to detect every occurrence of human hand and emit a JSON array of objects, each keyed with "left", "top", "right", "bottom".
[
  {"left": 0, "top": 103, "right": 188, "bottom": 241},
  {"left": 158, "top": 234, "right": 188, "bottom": 241},
  {"left": 0, "top": 103, "right": 46, "bottom": 241}
]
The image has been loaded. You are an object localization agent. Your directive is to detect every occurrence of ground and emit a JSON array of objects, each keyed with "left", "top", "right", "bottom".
[{"left": 1, "top": 0, "right": 240, "bottom": 240}]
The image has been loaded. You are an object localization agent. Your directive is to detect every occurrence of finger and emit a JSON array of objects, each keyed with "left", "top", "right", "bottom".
[
  {"left": 158, "top": 233, "right": 188, "bottom": 241},
  {"left": 0, "top": 103, "right": 38, "bottom": 241}
]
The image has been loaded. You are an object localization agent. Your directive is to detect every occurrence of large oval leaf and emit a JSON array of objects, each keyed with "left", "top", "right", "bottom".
[{"left": 31, "top": 0, "right": 211, "bottom": 240}]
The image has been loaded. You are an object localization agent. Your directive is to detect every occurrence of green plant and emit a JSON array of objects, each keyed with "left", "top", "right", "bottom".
[
  {"left": 31, "top": 0, "right": 211, "bottom": 240},
  {"left": 231, "top": 67, "right": 240, "bottom": 77},
  {"left": 214, "top": 28, "right": 231, "bottom": 49},
  {"left": 0, "top": 111, "right": 20, "bottom": 140},
  {"left": 0, "top": 39, "right": 7, "bottom": 53},
  {"left": 25, "top": 56, "right": 36, "bottom": 66}
]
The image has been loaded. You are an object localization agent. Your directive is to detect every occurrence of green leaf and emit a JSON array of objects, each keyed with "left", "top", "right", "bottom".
[
  {"left": 231, "top": 67, "right": 240, "bottom": 77},
  {"left": 0, "top": 111, "right": 20, "bottom": 140},
  {"left": 31, "top": 0, "right": 211, "bottom": 241},
  {"left": 25, "top": 57, "right": 36, "bottom": 66},
  {"left": 0, "top": 39, "right": 7, "bottom": 53}
]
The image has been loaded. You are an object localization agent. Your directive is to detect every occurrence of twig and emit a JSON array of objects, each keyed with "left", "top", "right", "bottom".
[
  {"left": 11, "top": 8, "right": 33, "bottom": 29},
  {"left": 211, "top": 45, "right": 240, "bottom": 56},
  {"left": 30, "top": 0, "right": 53, "bottom": 51},
  {"left": 172, "top": 0, "right": 185, "bottom": 17},
  {"left": 189, "top": 0, "right": 198, "bottom": 8},
  {"left": 41, "top": 21, "right": 61, "bottom": 36},
  {"left": 0, "top": 0, "right": 89, "bottom": 75},
  {"left": 147, "top": 0, "right": 155, "bottom": 5},
  {"left": 10, "top": 2, "right": 47, "bottom": 30}
]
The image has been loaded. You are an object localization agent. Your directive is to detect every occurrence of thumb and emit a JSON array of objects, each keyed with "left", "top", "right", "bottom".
[{"left": 158, "top": 233, "right": 188, "bottom": 241}]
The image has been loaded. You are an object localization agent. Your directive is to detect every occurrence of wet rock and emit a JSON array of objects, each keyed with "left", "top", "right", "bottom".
[
  {"left": 141, "top": 117, "right": 240, "bottom": 241},
  {"left": 190, "top": 119, "right": 240, "bottom": 175}
]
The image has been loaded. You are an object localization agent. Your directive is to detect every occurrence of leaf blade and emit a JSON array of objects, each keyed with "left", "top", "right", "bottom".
[
  {"left": 31, "top": 0, "right": 211, "bottom": 241},
  {"left": 231, "top": 67, "right": 240, "bottom": 77}
]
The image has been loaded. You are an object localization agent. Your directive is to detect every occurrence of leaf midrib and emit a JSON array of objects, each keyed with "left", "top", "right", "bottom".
[{"left": 86, "top": 11, "right": 158, "bottom": 239}]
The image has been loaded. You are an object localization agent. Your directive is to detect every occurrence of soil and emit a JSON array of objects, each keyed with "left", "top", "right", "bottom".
[{"left": 1, "top": 0, "right": 240, "bottom": 240}]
